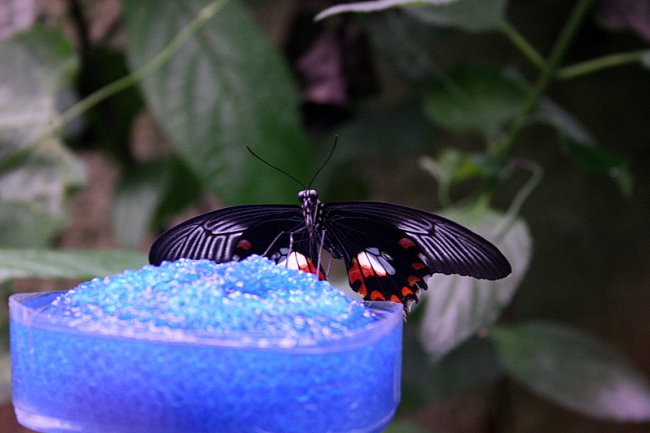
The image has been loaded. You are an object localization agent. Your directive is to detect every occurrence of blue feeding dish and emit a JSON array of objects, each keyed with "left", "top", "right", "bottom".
[{"left": 10, "top": 256, "right": 403, "bottom": 433}]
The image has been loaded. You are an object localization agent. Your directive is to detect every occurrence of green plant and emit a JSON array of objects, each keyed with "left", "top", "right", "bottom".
[
  {"left": 1, "top": 0, "right": 649, "bottom": 430},
  {"left": 314, "top": 0, "right": 650, "bottom": 427}
]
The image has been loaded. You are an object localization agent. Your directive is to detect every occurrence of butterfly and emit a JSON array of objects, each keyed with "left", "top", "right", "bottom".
[{"left": 149, "top": 187, "right": 511, "bottom": 310}]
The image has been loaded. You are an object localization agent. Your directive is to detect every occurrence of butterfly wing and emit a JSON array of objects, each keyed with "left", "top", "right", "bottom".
[
  {"left": 149, "top": 204, "right": 309, "bottom": 265},
  {"left": 323, "top": 201, "right": 511, "bottom": 306}
]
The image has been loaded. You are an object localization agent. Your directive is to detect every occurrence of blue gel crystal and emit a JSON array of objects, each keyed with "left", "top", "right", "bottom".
[{"left": 10, "top": 255, "right": 402, "bottom": 433}]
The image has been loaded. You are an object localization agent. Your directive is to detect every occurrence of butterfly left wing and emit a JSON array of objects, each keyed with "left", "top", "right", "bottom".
[
  {"left": 149, "top": 204, "right": 310, "bottom": 266},
  {"left": 323, "top": 201, "right": 511, "bottom": 307}
]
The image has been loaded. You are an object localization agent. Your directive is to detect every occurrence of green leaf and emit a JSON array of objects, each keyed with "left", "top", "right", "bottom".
[
  {"left": 332, "top": 100, "right": 435, "bottom": 158},
  {"left": 0, "top": 26, "right": 77, "bottom": 151},
  {"left": 316, "top": 0, "right": 508, "bottom": 32},
  {"left": 423, "top": 65, "right": 529, "bottom": 140},
  {"left": 419, "top": 151, "right": 500, "bottom": 204},
  {"left": 112, "top": 162, "right": 167, "bottom": 249},
  {"left": 111, "top": 158, "right": 201, "bottom": 249},
  {"left": 641, "top": 50, "right": 650, "bottom": 69},
  {"left": 490, "top": 321, "right": 650, "bottom": 422},
  {"left": 150, "top": 158, "right": 204, "bottom": 229},
  {"left": 0, "top": 249, "right": 147, "bottom": 284},
  {"left": 405, "top": 0, "right": 508, "bottom": 32},
  {"left": 315, "top": 0, "right": 439, "bottom": 22},
  {"left": 0, "top": 27, "right": 85, "bottom": 247},
  {"left": 363, "top": 10, "right": 440, "bottom": 80},
  {"left": 562, "top": 137, "right": 632, "bottom": 196},
  {"left": 123, "top": 0, "right": 312, "bottom": 205},
  {"left": 535, "top": 99, "right": 633, "bottom": 196},
  {"left": 0, "top": 140, "right": 86, "bottom": 247},
  {"left": 419, "top": 205, "right": 531, "bottom": 361}
]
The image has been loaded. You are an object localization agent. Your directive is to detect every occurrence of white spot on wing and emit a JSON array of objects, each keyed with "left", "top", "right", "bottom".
[
  {"left": 279, "top": 251, "right": 308, "bottom": 270},
  {"left": 357, "top": 249, "right": 396, "bottom": 276}
]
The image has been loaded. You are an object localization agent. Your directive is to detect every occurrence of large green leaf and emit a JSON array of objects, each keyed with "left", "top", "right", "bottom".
[
  {"left": 405, "top": 0, "right": 508, "bottom": 32},
  {"left": 423, "top": 65, "right": 529, "bottom": 140},
  {"left": 642, "top": 50, "right": 650, "bottom": 68},
  {"left": 363, "top": 10, "right": 440, "bottom": 80},
  {"left": 490, "top": 321, "right": 650, "bottom": 422},
  {"left": 0, "top": 249, "right": 147, "bottom": 284},
  {"left": 111, "top": 158, "right": 201, "bottom": 249},
  {"left": 535, "top": 99, "right": 632, "bottom": 196},
  {"left": 316, "top": 0, "right": 508, "bottom": 32},
  {"left": 419, "top": 151, "right": 500, "bottom": 205},
  {"left": 0, "top": 27, "right": 85, "bottom": 247},
  {"left": 0, "top": 27, "right": 77, "bottom": 152},
  {"left": 123, "top": 0, "right": 312, "bottom": 205},
  {"left": 315, "top": 0, "right": 445, "bottom": 22},
  {"left": 419, "top": 205, "right": 531, "bottom": 361}
]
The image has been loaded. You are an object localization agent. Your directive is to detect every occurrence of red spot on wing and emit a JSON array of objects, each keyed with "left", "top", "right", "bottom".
[
  {"left": 348, "top": 259, "right": 365, "bottom": 292},
  {"left": 285, "top": 252, "right": 326, "bottom": 280},
  {"left": 411, "top": 262, "right": 426, "bottom": 271},
  {"left": 401, "top": 286, "right": 414, "bottom": 298},
  {"left": 348, "top": 253, "right": 426, "bottom": 306},
  {"left": 348, "top": 257, "right": 378, "bottom": 297},
  {"left": 236, "top": 239, "right": 252, "bottom": 250},
  {"left": 299, "top": 259, "right": 326, "bottom": 280},
  {"left": 399, "top": 237, "right": 416, "bottom": 249},
  {"left": 407, "top": 275, "right": 421, "bottom": 287}
]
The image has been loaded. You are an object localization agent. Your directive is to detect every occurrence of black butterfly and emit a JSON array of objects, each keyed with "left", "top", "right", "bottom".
[{"left": 149, "top": 188, "right": 511, "bottom": 310}]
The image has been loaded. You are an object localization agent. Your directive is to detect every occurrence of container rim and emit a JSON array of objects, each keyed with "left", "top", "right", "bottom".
[{"left": 9, "top": 291, "right": 403, "bottom": 353}]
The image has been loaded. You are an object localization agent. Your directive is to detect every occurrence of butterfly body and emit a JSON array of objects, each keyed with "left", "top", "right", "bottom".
[{"left": 149, "top": 189, "right": 511, "bottom": 310}]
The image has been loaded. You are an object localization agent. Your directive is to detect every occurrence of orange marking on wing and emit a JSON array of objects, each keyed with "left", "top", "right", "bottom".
[
  {"left": 362, "top": 266, "right": 379, "bottom": 278},
  {"left": 390, "top": 294, "right": 401, "bottom": 303},
  {"left": 411, "top": 262, "right": 426, "bottom": 271},
  {"left": 357, "top": 253, "right": 382, "bottom": 278},
  {"left": 348, "top": 257, "right": 380, "bottom": 283},
  {"left": 399, "top": 237, "right": 416, "bottom": 249},
  {"left": 348, "top": 259, "right": 363, "bottom": 284},
  {"left": 370, "top": 291, "right": 386, "bottom": 301},
  {"left": 401, "top": 286, "right": 414, "bottom": 297},
  {"left": 236, "top": 239, "right": 252, "bottom": 250},
  {"left": 407, "top": 275, "right": 421, "bottom": 287},
  {"left": 348, "top": 259, "right": 369, "bottom": 295},
  {"left": 299, "top": 260, "right": 326, "bottom": 280}
]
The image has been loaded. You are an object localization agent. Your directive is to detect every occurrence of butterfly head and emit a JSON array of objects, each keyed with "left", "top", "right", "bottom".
[
  {"left": 298, "top": 189, "right": 324, "bottom": 234},
  {"left": 298, "top": 189, "right": 319, "bottom": 206}
]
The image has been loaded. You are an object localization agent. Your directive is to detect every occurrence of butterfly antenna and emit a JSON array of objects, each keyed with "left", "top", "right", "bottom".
[
  {"left": 246, "top": 145, "right": 306, "bottom": 189},
  {"left": 307, "top": 136, "right": 338, "bottom": 188}
]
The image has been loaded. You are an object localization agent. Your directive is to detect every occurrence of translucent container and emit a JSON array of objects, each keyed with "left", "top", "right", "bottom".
[{"left": 10, "top": 291, "right": 402, "bottom": 433}]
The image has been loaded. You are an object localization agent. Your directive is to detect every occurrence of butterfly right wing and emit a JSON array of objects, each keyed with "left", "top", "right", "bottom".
[{"left": 149, "top": 205, "right": 306, "bottom": 265}]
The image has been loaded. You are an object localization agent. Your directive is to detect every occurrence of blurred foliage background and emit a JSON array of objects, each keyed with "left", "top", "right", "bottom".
[{"left": 1, "top": 0, "right": 650, "bottom": 432}]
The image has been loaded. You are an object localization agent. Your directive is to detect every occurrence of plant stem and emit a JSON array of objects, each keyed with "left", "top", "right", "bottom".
[
  {"left": 492, "top": 0, "right": 596, "bottom": 163},
  {"left": 499, "top": 21, "right": 546, "bottom": 69},
  {"left": 494, "top": 158, "right": 542, "bottom": 238},
  {"left": 49, "top": 0, "right": 231, "bottom": 135},
  {"left": 557, "top": 50, "right": 650, "bottom": 80}
]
